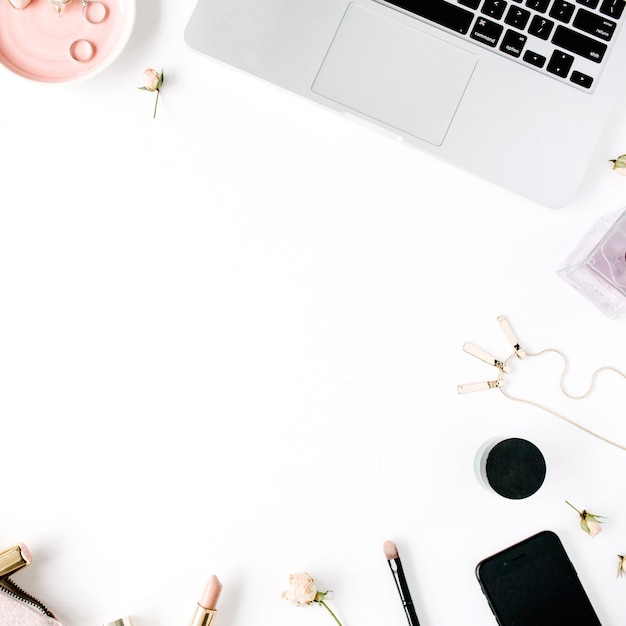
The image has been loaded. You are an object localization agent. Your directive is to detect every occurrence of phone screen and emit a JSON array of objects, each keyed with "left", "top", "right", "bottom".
[{"left": 476, "top": 530, "right": 601, "bottom": 625}]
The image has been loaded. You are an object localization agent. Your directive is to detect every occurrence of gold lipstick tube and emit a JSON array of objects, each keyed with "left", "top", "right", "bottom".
[
  {"left": 189, "top": 575, "right": 222, "bottom": 626},
  {"left": 189, "top": 606, "right": 217, "bottom": 626},
  {"left": 0, "top": 544, "right": 31, "bottom": 578}
]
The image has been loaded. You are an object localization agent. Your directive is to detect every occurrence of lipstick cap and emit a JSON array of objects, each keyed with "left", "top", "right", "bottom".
[
  {"left": 103, "top": 619, "right": 133, "bottom": 626},
  {"left": 0, "top": 544, "right": 31, "bottom": 578}
]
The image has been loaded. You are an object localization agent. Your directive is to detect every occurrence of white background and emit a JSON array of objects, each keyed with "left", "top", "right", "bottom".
[{"left": 2, "top": 1, "right": 626, "bottom": 625}]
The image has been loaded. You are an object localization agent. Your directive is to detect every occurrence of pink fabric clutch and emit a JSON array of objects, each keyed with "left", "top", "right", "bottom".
[
  {"left": 0, "top": 592, "right": 64, "bottom": 626},
  {"left": 0, "top": 544, "right": 65, "bottom": 626}
]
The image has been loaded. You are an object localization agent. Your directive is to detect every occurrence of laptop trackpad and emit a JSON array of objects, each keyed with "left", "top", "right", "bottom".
[{"left": 312, "top": 3, "right": 478, "bottom": 146}]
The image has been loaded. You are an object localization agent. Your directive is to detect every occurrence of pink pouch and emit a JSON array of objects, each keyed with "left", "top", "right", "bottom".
[
  {"left": 0, "top": 572, "right": 63, "bottom": 626},
  {"left": 0, "top": 590, "right": 65, "bottom": 626},
  {"left": 0, "top": 544, "right": 65, "bottom": 626}
]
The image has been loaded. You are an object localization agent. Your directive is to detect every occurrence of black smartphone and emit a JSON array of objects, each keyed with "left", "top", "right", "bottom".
[{"left": 476, "top": 530, "right": 601, "bottom": 625}]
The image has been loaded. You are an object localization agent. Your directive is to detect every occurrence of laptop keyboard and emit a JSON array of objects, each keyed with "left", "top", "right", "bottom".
[{"left": 383, "top": 0, "right": 625, "bottom": 92}]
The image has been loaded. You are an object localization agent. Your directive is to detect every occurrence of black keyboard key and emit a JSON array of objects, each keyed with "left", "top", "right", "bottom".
[
  {"left": 524, "top": 49, "right": 547, "bottom": 66},
  {"left": 528, "top": 15, "right": 555, "bottom": 38},
  {"left": 573, "top": 8, "right": 616, "bottom": 40},
  {"left": 482, "top": 0, "right": 508, "bottom": 18},
  {"left": 526, "top": 0, "right": 550, "bottom": 12},
  {"left": 547, "top": 50, "right": 575, "bottom": 76},
  {"left": 549, "top": 1, "right": 576, "bottom": 21},
  {"left": 385, "top": 0, "right": 474, "bottom": 34},
  {"left": 500, "top": 29, "right": 527, "bottom": 55},
  {"left": 459, "top": 0, "right": 482, "bottom": 8},
  {"left": 471, "top": 16, "right": 504, "bottom": 46},
  {"left": 505, "top": 6, "right": 531, "bottom": 27},
  {"left": 571, "top": 70, "right": 594, "bottom": 87},
  {"left": 599, "top": 0, "right": 625, "bottom": 19},
  {"left": 552, "top": 24, "right": 607, "bottom": 61},
  {"left": 577, "top": 0, "right": 599, "bottom": 8}
]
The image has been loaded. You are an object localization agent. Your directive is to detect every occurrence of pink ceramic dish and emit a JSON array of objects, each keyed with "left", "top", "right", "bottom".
[{"left": 0, "top": 0, "right": 135, "bottom": 82}]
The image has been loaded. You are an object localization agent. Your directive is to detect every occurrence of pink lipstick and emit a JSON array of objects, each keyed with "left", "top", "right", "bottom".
[{"left": 189, "top": 575, "right": 222, "bottom": 626}]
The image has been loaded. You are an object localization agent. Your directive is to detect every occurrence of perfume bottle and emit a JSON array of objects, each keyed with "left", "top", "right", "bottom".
[{"left": 558, "top": 209, "right": 626, "bottom": 319}]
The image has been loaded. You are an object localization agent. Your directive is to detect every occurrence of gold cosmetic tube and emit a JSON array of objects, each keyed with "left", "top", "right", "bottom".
[
  {"left": 189, "top": 575, "right": 222, "bottom": 626},
  {"left": 189, "top": 606, "right": 217, "bottom": 626},
  {"left": 0, "top": 543, "right": 31, "bottom": 578}
]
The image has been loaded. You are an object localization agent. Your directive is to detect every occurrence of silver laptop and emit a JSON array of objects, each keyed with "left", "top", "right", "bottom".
[{"left": 184, "top": 0, "right": 626, "bottom": 207}]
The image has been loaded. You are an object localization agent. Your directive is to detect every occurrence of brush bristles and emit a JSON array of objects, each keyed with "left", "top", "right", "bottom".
[{"left": 383, "top": 540, "right": 399, "bottom": 560}]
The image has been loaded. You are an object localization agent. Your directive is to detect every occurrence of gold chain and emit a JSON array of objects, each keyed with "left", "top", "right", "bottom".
[{"left": 497, "top": 350, "right": 626, "bottom": 452}]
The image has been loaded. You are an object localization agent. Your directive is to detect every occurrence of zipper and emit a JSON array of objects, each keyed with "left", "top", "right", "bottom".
[{"left": 0, "top": 576, "right": 56, "bottom": 618}]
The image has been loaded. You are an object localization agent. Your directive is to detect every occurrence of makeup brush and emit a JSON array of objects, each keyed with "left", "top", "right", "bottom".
[{"left": 383, "top": 540, "right": 421, "bottom": 626}]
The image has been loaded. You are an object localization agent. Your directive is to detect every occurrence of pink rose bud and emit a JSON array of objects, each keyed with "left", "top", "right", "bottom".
[
  {"left": 142, "top": 68, "right": 162, "bottom": 92},
  {"left": 281, "top": 573, "right": 342, "bottom": 625},
  {"left": 281, "top": 573, "right": 317, "bottom": 606},
  {"left": 583, "top": 517, "right": 603, "bottom": 537},
  {"left": 610, "top": 154, "right": 626, "bottom": 174},
  {"left": 138, "top": 68, "right": 164, "bottom": 119},
  {"left": 566, "top": 501, "right": 605, "bottom": 537}
]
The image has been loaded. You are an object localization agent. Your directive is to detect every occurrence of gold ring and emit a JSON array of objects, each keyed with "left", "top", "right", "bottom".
[
  {"left": 69, "top": 39, "right": 94, "bottom": 63},
  {"left": 81, "top": 0, "right": 107, "bottom": 24}
]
